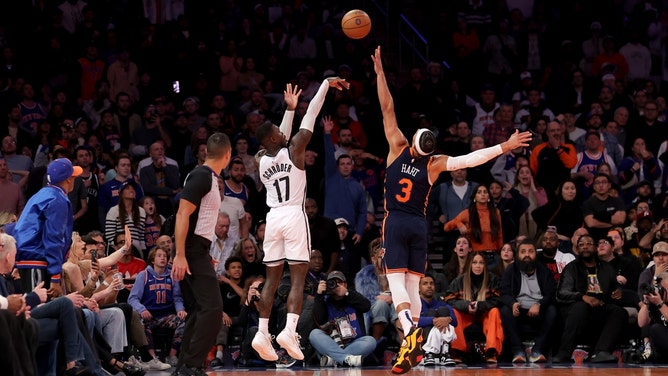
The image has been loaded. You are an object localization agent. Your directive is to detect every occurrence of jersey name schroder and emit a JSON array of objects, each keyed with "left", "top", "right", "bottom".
[{"left": 260, "top": 148, "right": 307, "bottom": 208}]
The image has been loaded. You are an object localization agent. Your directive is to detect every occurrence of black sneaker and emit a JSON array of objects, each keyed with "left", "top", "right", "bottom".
[
  {"left": 590, "top": 351, "right": 617, "bottom": 363},
  {"left": 172, "top": 365, "right": 208, "bottom": 376},
  {"left": 440, "top": 353, "right": 456, "bottom": 367},
  {"left": 423, "top": 352, "right": 436, "bottom": 367},
  {"left": 210, "top": 357, "right": 224, "bottom": 369}
]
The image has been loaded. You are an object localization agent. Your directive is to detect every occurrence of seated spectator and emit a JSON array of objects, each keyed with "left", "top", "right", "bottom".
[
  {"left": 211, "top": 256, "right": 245, "bottom": 368},
  {"left": 129, "top": 246, "right": 186, "bottom": 368},
  {"left": 105, "top": 180, "right": 147, "bottom": 259},
  {"left": 638, "top": 271, "right": 668, "bottom": 363},
  {"left": 233, "top": 237, "right": 265, "bottom": 284},
  {"left": 334, "top": 217, "right": 362, "bottom": 283},
  {"left": 513, "top": 166, "right": 548, "bottom": 241},
  {"left": 489, "top": 180, "right": 529, "bottom": 244},
  {"left": 138, "top": 196, "right": 164, "bottom": 250},
  {"left": 444, "top": 253, "right": 503, "bottom": 363},
  {"left": 582, "top": 173, "right": 626, "bottom": 242},
  {"left": 638, "top": 242, "right": 668, "bottom": 360},
  {"left": 138, "top": 142, "right": 181, "bottom": 218},
  {"left": 443, "top": 235, "right": 472, "bottom": 285},
  {"left": 417, "top": 274, "right": 457, "bottom": 367},
  {"left": 553, "top": 234, "right": 628, "bottom": 363},
  {"left": 238, "top": 276, "right": 277, "bottom": 365},
  {"left": 500, "top": 239, "right": 557, "bottom": 363},
  {"left": 310, "top": 271, "right": 376, "bottom": 367},
  {"left": 210, "top": 212, "right": 235, "bottom": 277},
  {"left": 618, "top": 137, "right": 661, "bottom": 205},
  {"left": 491, "top": 242, "right": 514, "bottom": 277},
  {"left": 98, "top": 155, "right": 144, "bottom": 229},
  {"left": 599, "top": 230, "right": 642, "bottom": 315},
  {"left": 355, "top": 238, "right": 397, "bottom": 343},
  {"left": 536, "top": 228, "right": 576, "bottom": 283},
  {"left": 532, "top": 180, "right": 583, "bottom": 247},
  {"left": 0, "top": 157, "right": 25, "bottom": 216}
]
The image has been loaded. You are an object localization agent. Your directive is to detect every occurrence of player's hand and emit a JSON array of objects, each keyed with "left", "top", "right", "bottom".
[
  {"left": 283, "top": 83, "right": 302, "bottom": 111},
  {"left": 325, "top": 77, "right": 350, "bottom": 91},
  {"left": 171, "top": 254, "right": 191, "bottom": 282},
  {"left": 504, "top": 130, "right": 531, "bottom": 150},
  {"left": 371, "top": 46, "right": 384, "bottom": 75}
]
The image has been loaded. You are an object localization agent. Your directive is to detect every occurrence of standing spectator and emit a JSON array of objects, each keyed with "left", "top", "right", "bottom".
[
  {"left": 571, "top": 131, "right": 618, "bottom": 199},
  {"left": 107, "top": 48, "right": 139, "bottom": 104},
  {"left": 592, "top": 36, "right": 629, "bottom": 81},
  {"left": 471, "top": 84, "right": 499, "bottom": 136},
  {"left": 483, "top": 104, "right": 515, "bottom": 148},
  {"left": 138, "top": 196, "right": 163, "bottom": 250},
  {"left": 170, "top": 133, "right": 232, "bottom": 374},
  {"left": 532, "top": 180, "right": 584, "bottom": 245},
  {"left": 489, "top": 180, "right": 529, "bottom": 243},
  {"left": 513, "top": 166, "right": 548, "bottom": 241},
  {"left": 323, "top": 121, "right": 367, "bottom": 241},
  {"left": 210, "top": 212, "right": 235, "bottom": 278},
  {"left": 444, "top": 253, "right": 504, "bottom": 363},
  {"left": 552, "top": 234, "right": 628, "bottom": 363},
  {"left": 74, "top": 145, "right": 100, "bottom": 233},
  {"left": 330, "top": 102, "right": 367, "bottom": 149},
  {"left": 98, "top": 155, "right": 144, "bottom": 228},
  {"left": 1, "top": 135, "right": 32, "bottom": 187},
  {"left": 18, "top": 83, "right": 47, "bottom": 136},
  {"left": 129, "top": 246, "right": 187, "bottom": 367},
  {"left": 139, "top": 142, "right": 181, "bottom": 217},
  {"left": 58, "top": 0, "right": 86, "bottom": 34},
  {"left": 105, "top": 180, "right": 147, "bottom": 258},
  {"left": 500, "top": 239, "right": 557, "bottom": 363},
  {"left": 77, "top": 41, "right": 105, "bottom": 101},
  {"left": 582, "top": 173, "right": 626, "bottom": 241},
  {"left": 626, "top": 101, "right": 667, "bottom": 157},
  {"left": 619, "top": 30, "right": 652, "bottom": 82},
  {"left": 0, "top": 157, "right": 24, "bottom": 216},
  {"left": 529, "top": 121, "right": 577, "bottom": 200},
  {"left": 444, "top": 185, "right": 503, "bottom": 268},
  {"left": 14, "top": 158, "right": 82, "bottom": 296},
  {"left": 310, "top": 271, "right": 376, "bottom": 367},
  {"left": 618, "top": 137, "right": 661, "bottom": 205},
  {"left": 113, "top": 92, "right": 142, "bottom": 147}
]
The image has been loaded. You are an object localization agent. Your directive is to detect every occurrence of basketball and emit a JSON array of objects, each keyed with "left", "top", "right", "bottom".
[{"left": 341, "top": 9, "right": 371, "bottom": 39}]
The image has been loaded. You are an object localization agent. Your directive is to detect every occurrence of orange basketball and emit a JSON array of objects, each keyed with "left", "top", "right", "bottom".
[{"left": 341, "top": 9, "right": 371, "bottom": 39}]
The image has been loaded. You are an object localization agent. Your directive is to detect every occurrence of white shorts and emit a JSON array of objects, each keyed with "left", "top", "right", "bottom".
[{"left": 263, "top": 206, "right": 311, "bottom": 264}]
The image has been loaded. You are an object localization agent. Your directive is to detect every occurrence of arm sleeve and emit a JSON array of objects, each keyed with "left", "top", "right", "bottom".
[
  {"left": 181, "top": 170, "right": 211, "bottom": 207},
  {"left": 279, "top": 110, "right": 295, "bottom": 137},
  {"left": 446, "top": 145, "right": 503, "bottom": 171},
  {"left": 301, "top": 80, "right": 331, "bottom": 132}
]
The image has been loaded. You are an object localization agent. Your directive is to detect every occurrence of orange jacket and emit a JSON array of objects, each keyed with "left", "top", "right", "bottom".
[{"left": 445, "top": 205, "right": 503, "bottom": 252}]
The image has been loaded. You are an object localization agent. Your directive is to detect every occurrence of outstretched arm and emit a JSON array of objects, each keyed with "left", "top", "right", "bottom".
[
  {"left": 279, "top": 83, "right": 302, "bottom": 141},
  {"left": 371, "top": 46, "right": 408, "bottom": 161},
  {"left": 290, "top": 77, "right": 349, "bottom": 167}
]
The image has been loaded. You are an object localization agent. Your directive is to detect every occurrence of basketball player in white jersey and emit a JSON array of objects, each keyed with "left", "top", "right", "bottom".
[{"left": 252, "top": 77, "right": 349, "bottom": 361}]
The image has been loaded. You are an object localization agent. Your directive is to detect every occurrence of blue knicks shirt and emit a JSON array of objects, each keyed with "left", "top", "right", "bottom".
[{"left": 384, "top": 146, "right": 433, "bottom": 216}]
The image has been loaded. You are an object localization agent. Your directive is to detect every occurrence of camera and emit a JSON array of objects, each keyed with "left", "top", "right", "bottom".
[
  {"left": 326, "top": 278, "right": 338, "bottom": 294},
  {"left": 251, "top": 282, "right": 264, "bottom": 302},
  {"left": 641, "top": 277, "right": 665, "bottom": 297}
]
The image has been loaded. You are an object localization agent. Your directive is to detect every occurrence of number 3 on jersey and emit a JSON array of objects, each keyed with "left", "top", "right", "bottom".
[
  {"left": 273, "top": 176, "right": 290, "bottom": 203},
  {"left": 395, "top": 178, "right": 413, "bottom": 203}
]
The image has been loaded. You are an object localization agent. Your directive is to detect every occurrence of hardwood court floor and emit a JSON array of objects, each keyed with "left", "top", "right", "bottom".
[{"left": 147, "top": 364, "right": 668, "bottom": 376}]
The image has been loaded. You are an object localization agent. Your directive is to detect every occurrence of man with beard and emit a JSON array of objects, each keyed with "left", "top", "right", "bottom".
[
  {"left": 536, "top": 228, "right": 575, "bottom": 282},
  {"left": 74, "top": 145, "right": 100, "bottom": 233},
  {"left": 500, "top": 239, "right": 557, "bottom": 363},
  {"left": 552, "top": 234, "right": 628, "bottom": 363},
  {"left": 305, "top": 198, "right": 339, "bottom": 273},
  {"left": 334, "top": 128, "right": 355, "bottom": 160}
]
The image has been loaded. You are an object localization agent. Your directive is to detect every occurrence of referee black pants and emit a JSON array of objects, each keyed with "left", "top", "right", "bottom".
[{"left": 179, "top": 236, "right": 223, "bottom": 368}]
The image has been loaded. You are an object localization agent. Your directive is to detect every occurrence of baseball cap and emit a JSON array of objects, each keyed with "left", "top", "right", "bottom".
[
  {"left": 327, "top": 271, "right": 346, "bottom": 282},
  {"left": 637, "top": 210, "right": 653, "bottom": 222},
  {"left": 334, "top": 217, "right": 349, "bottom": 227},
  {"left": 653, "top": 241, "right": 668, "bottom": 255},
  {"left": 47, "top": 158, "right": 83, "bottom": 184},
  {"left": 520, "top": 71, "right": 532, "bottom": 80},
  {"left": 601, "top": 73, "right": 616, "bottom": 83},
  {"left": 119, "top": 180, "right": 139, "bottom": 192},
  {"left": 590, "top": 21, "right": 602, "bottom": 30}
]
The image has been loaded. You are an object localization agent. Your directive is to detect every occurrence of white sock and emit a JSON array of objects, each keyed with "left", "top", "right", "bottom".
[
  {"left": 398, "top": 309, "right": 414, "bottom": 336},
  {"left": 216, "top": 350, "right": 223, "bottom": 359},
  {"left": 286, "top": 313, "right": 299, "bottom": 333},
  {"left": 259, "top": 318, "right": 269, "bottom": 335}
]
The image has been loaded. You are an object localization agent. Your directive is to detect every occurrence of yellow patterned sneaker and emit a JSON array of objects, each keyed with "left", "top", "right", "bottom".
[{"left": 391, "top": 327, "right": 424, "bottom": 374}]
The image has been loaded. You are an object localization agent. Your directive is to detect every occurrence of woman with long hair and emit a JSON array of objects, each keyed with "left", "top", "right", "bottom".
[
  {"left": 105, "top": 181, "right": 147, "bottom": 259},
  {"left": 513, "top": 165, "right": 547, "bottom": 241},
  {"left": 443, "top": 235, "right": 472, "bottom": 285},
  {"left": 531, "top": 179, "right": 583, "bottom": 249},
  {"left": 445, "top": 184, "right": 503, "bottom": 268},
  {"left": 138, "top": 196, "right": 164, "bottom": 250},
  {"left": 491, "top": 242, "right": 515, "bottom": 277},
  {"left": 444, "top": 253, "right": 504, "bottom": 363},
  {"left": 233, "top": 237, "right": 266, "bottom": 283}
]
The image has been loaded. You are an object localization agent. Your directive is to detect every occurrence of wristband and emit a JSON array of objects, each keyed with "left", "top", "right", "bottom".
[{"left": 658, "top": 302, "right": 664, "bottom": 309}]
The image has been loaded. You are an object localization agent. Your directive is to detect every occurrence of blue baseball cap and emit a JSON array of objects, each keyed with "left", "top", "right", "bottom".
[{"left": 47, "top": 158, "right": 83, "bottom": 184}]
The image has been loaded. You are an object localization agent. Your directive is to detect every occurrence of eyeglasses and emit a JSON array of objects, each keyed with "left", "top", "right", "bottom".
[
  {"left": 578, "top": 242, "right": 595, "bottom": 246},
  {"left": 96, "top": 241, "right": 105, "bottom": 246},
  {"left": 598, "top": 240, "right": 610, "bottom": 245}
]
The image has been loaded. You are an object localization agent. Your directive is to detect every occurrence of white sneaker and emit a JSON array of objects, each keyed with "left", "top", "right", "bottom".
[
  {"left": 165, "top": 355, "right": 179, "bottom": 367},
  {"left": 125, "top": 356, "right": 144, "bottom": 369},
  {"left": 276, "top": 329, "right": 304, "bottom": 360},
  {"left": 344, "top": 355, "right": 363, "bottom": 367},
  {"left": 252, "top": 331, "right": 279, "bottom": 361},
  {"left": 320, "top": 355, "right": 335, "bottom": 367},
  {"left": 142, "top": 357, "right": 171, "bottom": 371}
]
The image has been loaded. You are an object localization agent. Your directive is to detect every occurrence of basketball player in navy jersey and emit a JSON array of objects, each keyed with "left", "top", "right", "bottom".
[
  {"left": 251, "top": 78, "right": 349, "bottom": 362},
  {"left": 372, "top": 46, "right": 531, "bottom": 374}
]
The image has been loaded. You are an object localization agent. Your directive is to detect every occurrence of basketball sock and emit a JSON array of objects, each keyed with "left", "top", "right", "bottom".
[
  {"left": 259, "top": 318, "right": 269, "bottom": 335},
  {"left": 286, "top": 313, "right": 299, "bottom": 333},
  {"left": 405, "top": 273, "right": 422, "bottom": 320},
  {"left": 398, "top": 309, "right": 414, "bottom": 336}
]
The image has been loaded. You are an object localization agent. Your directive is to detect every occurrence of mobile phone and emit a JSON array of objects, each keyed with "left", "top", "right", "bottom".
[
  {"left": 172, "top": 80, "right": 180, "bottom": 94},
  {"left": 90, "top": 248, "right": 97, "bottom": 264}
]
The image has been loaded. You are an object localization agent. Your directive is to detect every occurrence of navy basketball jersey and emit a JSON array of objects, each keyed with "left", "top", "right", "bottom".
[{"left": 384, "top": 146, "right": 433, "bottom": 216}]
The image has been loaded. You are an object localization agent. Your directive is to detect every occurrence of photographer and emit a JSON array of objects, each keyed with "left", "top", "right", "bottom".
[
  {"left": 238, "top": 276, "right": 280, "bottom": 365},
  {"left": 638, "top": 271, "right": 668, "bottom": 363},
  {"left": 309, "top": 271, "right": 376, "bottom": 367}
]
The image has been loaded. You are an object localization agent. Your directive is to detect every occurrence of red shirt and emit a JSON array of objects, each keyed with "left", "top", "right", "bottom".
[{"left": 117, "top": 257, "right": 147, "bottom": 278}]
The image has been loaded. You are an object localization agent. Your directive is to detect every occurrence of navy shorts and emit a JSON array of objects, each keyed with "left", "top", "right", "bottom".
[{"left": 381, "top": 211, "right": 428, "bottom": 275}]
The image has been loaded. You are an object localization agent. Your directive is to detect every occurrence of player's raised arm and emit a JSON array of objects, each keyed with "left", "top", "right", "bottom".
[
  {"left": 290, "top": 77, "right": 348, "bottom": 153},
  {"left": 429, "top": 130, "right": 532, "bottom": 180},
  {"left": 279, "top": 83, "right": 302, "bottom": 141},
  {"left": 372, "top": 46, "right": 408, "bottom": 159}
]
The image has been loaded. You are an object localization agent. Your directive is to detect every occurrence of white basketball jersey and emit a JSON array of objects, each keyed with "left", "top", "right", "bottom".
[{"left": 259, "top": 148, "right": 307, "bottom": 208}]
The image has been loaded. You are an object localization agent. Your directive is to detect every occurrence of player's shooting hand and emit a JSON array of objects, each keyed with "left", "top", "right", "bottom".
[
  {"left": 326, "top": 77, "right": 349, "bottom": 91},
  {"left": 283, "top": 83, "right": 302, "bottom": 110},
  {"left": 171, "top": 254, "right": 191, "bottom": 282}
]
